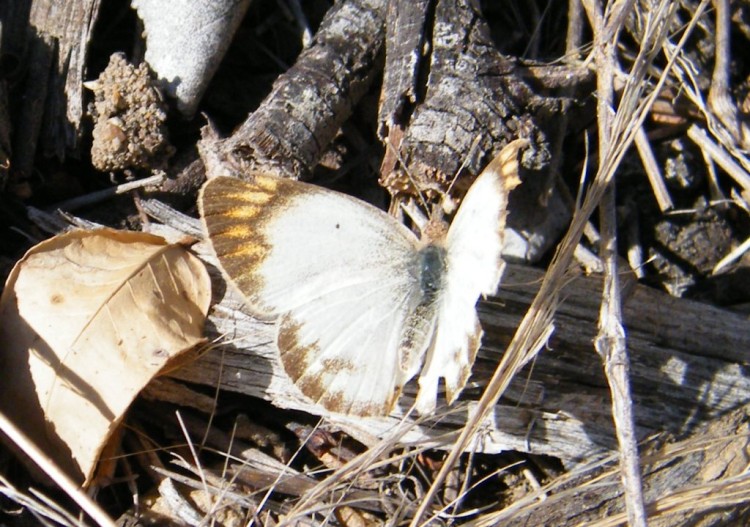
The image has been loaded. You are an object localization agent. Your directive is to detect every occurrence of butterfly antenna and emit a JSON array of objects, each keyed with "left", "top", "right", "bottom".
[
  {"left": 445, "top": 134, "right": 483, "bottom": 198},
  {"left": 384, "top": 138, "right": 430, "bottom": 213}
]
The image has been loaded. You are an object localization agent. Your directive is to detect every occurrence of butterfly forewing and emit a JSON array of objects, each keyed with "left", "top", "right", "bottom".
[{"left": 199, "top": 175, "right": 437, "bottom": 415}]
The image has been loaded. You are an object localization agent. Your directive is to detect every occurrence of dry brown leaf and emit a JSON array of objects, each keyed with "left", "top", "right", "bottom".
[{"left": 0, "top": 229, "right": 211, "bottom": 485}]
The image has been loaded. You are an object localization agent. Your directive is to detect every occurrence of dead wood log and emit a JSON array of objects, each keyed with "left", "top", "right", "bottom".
[
  {"left": 141, "top": 206, "right": 750, "bottom": 469},
  {"left": 199, "top": 0, "right": 559, "bottom": 193}
]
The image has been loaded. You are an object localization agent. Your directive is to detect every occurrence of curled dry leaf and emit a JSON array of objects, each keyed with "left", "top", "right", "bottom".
[{"left": 0, "top": 229, "right": 211, "bottom": 485}]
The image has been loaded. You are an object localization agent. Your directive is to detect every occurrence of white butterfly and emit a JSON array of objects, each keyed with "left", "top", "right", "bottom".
[{"left": 199, "top": 139, "right": 525, "bottom": 416}]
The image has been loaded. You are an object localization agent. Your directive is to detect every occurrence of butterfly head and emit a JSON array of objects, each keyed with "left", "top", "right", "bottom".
[{"left": 422, "top": 215, "right": 449, "bottom": 245}]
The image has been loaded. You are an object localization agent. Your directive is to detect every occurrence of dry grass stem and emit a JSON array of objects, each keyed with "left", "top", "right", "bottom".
[
  {"left": 0, "top": 411, "right": 116, "bottom": 527},
  {"left": 687, "top": 124, "right": 750, "bottom": 193},
  {"left": 633, "top": 126, "right": 672, "bottom": 211},
  {"left": 588, "top": 0, "right": 646, "bottom": 523},
  {"left": 283, "top": 414, "right": 449, "bottom": 524},
  {"left": 707, "top": 0, "right": 746, "bottom": 145},
  {"left": 712, "top": 235, "right": 750, "bottom": 275},
  {"left": 50, "top": 173, "right": 166, "bottom": 212}
]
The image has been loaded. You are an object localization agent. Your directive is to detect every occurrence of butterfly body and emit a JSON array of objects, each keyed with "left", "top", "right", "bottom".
[{"left": 199, "top": 139, "right": 525, "bottom": 416}]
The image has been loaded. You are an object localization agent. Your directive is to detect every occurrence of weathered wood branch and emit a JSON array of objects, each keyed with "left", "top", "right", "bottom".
[
  {"left": 200, "top": 0, "right": 386, "bottom": 181},
  {"left": 376, "top": 0, "right": 568, "bottom": 264}
]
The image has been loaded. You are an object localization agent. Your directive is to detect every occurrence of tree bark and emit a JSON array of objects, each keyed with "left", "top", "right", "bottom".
[{"left": 378, "top": 0, "right": 551, "bottom": 205}]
